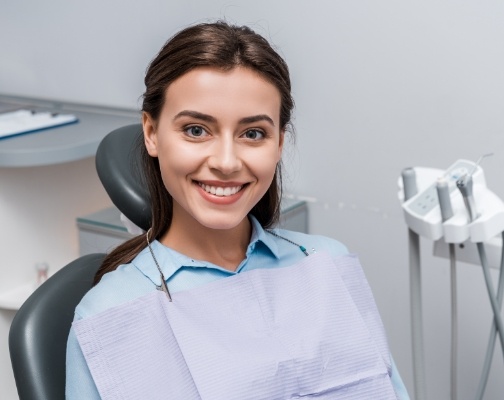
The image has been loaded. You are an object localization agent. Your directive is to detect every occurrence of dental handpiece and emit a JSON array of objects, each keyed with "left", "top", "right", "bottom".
[
  {"left": 436, "top": 177, "right": 454, "bottom": 222},
  {"left": 402, "top": 167, "right": 418, "bottom": 201},
  {"left": 456, "top": 153, "right": 493, "bottom": 222},
  {"left": 456, "top": 174, "right": 478, "bottom": 222}
]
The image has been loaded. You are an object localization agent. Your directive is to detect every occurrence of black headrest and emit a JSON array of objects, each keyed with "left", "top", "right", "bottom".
[{"left": 95, "top": 124, "right": 151, "bottom": 231}]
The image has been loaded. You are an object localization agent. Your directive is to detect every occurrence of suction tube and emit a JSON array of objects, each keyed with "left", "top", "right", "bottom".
[
  {"left": 402, "top": 168, "right": 427, "bottom": 400},
  {"left": 456, "top": 172, "right": 504, "bottom": 400},
  {"left": 475, "top": 233, "right": 504, "bottom": 400}
]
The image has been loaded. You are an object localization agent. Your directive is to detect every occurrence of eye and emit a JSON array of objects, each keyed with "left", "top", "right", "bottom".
[
  {"left": 185, "top": 125, "right": 207, "bottom": 137},
  {"left": 243, "top": 129, "right": 265, "bottom": 140}
]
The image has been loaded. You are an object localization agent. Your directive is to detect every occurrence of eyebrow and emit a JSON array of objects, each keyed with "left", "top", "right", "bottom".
[
  {"left": 173, "top": 110, "right": 275, "bottom": 127},
  {"left": 173, "top": 110, "right": 216, "bottom": 123},
  {"left": 239, "top": 115, "right": 275, "bottom": 127}
]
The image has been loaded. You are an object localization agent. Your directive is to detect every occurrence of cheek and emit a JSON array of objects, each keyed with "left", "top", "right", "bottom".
[
  {"left": 248, "top": 150, "right": 279, "bottom": 182},
  {"left": 158, "top": 156, "right": 194, "bottom": 181},
  {"left": 156, "top": 151, "right": 197, "bottom": 193},
  {"left": 157, "top": 139, "right": 202, "bottom": 175}
]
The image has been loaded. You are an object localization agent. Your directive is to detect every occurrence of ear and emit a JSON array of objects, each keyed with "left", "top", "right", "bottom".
[
  {"left": 143, "top": 112, "right": 159, "bottom": 157},
  {"left": 277, "top": 129, "right": 285, "bottom": 162}
]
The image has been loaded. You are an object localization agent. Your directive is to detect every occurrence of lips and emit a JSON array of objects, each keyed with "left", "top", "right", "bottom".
[{"left": 196, "top": 181, "right": 246, "bottom": 197}]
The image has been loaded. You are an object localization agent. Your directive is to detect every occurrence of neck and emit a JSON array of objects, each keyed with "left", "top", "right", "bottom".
[{"left": 160, "top": 209, "right": 252, "bottom": 272}]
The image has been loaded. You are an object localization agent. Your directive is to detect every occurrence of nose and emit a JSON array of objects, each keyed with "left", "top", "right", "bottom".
[{"left": 207, "top": 136, "right": 242, "bottom": 175}]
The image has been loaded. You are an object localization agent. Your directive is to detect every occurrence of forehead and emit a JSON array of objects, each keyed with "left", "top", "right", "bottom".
[{"left": 163, "top": 67, "right": 281, "bottom": 121}]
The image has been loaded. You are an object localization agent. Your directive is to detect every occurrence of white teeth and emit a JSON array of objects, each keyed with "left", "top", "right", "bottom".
[{"left": 199, "top": 183, "right": 242, "bottom": 197}]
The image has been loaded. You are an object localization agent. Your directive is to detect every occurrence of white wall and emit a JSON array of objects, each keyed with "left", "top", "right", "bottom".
[{"left": 2, "top": 1, "right": 504, "bottom": 399}]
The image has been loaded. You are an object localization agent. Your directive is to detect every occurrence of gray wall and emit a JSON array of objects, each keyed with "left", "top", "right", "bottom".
[{"left": 2, "top": 1, "right": 504, "bottom": 399}]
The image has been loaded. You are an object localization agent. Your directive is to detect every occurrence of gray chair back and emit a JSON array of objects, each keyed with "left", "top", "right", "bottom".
[{"left": 9, "top": 253, "right": 105, "bottom": 400}]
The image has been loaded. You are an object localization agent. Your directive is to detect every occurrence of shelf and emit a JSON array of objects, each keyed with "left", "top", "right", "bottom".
[
  {"left": 77, "top": 207, "right": 130, "bottom": 235},
  {"left": 0, "top": 94, "right": 140, "bottom": 167},
  {"left": 0, "top": 282, "right": 36, "bottom": 311}
]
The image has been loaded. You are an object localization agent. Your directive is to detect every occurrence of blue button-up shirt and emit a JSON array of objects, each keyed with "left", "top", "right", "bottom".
[{"left": 66, "top": 216, "right": 409, "bottom": 399}]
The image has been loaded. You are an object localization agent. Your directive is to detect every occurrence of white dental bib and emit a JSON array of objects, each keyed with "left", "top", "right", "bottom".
[{"left": 73, "top": 252, "right": 397, "bottom": 399}]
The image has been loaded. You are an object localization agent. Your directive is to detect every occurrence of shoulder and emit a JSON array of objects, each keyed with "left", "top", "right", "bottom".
[
  {"left": 272, "top": 228, "right": 349, "bottom": 259},
  {"left": 75, "top": 261, "right": 155, "bottom": 320}
]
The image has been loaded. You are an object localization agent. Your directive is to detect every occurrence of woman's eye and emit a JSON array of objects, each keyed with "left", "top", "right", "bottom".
[
  {"left": 185, "top": 126, "right": 207, "bottom": 137},
  {"left": 243, "top": 129, "right": 264, "bottom": 140}
]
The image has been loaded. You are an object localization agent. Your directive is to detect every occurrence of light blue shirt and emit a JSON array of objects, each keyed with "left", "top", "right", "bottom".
[{"left": 66, "top": 216, "right": 409, "bottom": 399}]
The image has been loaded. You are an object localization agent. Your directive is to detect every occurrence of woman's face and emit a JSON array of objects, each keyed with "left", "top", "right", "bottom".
[{"left": 143, "top": 66, "right": 284, "bottom": 231}]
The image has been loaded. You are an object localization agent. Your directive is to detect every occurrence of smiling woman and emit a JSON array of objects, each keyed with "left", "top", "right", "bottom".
[
  {"left": 143, "top": 67, "right": 284, "bottom": 264},
  {"left": 65, "top": 21, "right": 409, "bottom": 400}
]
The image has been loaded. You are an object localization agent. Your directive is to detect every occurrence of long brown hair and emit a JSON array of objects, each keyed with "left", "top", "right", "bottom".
[{"left": 95, "top": 21, "right": 294, "bottom": 284}]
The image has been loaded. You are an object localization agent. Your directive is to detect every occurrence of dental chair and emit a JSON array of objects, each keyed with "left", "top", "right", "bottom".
[
  {"left": 95, "top": 123, "right": 150, "bottom": 231},
  {"left": 9, "top": 254, "right": 106, "bottom": 400},
  {"left": 9, "top": 124, "right": 148, "bottom": 400}
]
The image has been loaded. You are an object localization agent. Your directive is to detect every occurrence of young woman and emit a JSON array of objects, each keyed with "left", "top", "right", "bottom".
[{"left": 66, "top": 21, "right": 409, "bottom": 399}]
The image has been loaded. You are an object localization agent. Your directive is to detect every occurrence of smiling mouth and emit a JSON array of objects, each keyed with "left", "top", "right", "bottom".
[{"left": 197, "top": 182, "right": 246, "bottom": 197}]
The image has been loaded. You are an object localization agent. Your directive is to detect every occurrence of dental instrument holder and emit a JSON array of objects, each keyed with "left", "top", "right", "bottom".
[
  {"left": 399, "top": 159, "right": 504, "bottom": 400},
  {"left": 400, "top": 159, "right": 504, "bottom": 245}
]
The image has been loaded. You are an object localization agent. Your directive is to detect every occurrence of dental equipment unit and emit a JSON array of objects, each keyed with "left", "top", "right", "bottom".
[{"left": 399, "top": 156, "right": 504, "bottom": 400}]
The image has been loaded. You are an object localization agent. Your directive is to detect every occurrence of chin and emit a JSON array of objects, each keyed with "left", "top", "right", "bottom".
[{"left": 196, "top": 214, "right": 249, "bottom": 231}]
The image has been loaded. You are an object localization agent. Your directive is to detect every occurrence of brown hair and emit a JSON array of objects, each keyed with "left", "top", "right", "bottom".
[{"left": 94, "top": 21, "right": 294, "bottom": 284}]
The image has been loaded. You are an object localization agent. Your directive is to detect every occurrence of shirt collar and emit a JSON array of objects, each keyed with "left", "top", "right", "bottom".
[
  {"left": 131, "top": 241, "right": 205, "bottom": 287},
  {"left": 132, "top": 215, "right": 279, "bottom": 286},
  {"left": 247, "top": 215, "right": 280, "bottom": 259}
]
